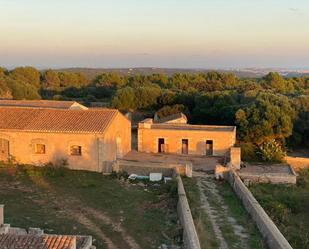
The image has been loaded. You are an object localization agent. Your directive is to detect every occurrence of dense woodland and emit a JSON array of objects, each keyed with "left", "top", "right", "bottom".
[{"left": 0, "top": 66, "right": 308, "bottom": 161}]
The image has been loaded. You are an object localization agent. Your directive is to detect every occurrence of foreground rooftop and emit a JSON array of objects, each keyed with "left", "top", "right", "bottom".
[{"left": 0, "top": 100, "right": 87, "bottom": 110}]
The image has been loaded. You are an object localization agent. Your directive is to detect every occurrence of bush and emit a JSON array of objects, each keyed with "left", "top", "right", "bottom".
[
  {"left": 239, "top": 142, "right": 258, "bottom": 161},
  {"left": 258, "top": 140, "right": 286, "bottom": 162},
  {"left": 267, "top": 201, "right": 290, "bottom": 225},
  {"left": 297, "top": 168, "right": 309, "bottom": 188}
]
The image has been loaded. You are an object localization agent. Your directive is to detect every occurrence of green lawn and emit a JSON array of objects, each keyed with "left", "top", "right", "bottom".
[
  {"left": 250, "top": 168, "right": 309, "bottom": 249},
  {"left": 0, "top": 164, "right": 180, "bottom": 249}
]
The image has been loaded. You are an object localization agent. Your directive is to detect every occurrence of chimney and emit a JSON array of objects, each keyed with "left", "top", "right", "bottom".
[{"left": 0, "top": 205, "right": 4, "bottom": 226}]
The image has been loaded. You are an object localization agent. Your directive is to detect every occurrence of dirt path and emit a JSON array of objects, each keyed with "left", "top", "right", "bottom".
[
  {"left": 194, "top": 172, "right": 249, "bottom": 249},
  {"left": 55, "top": 195, "right": 142, "bottom": 249}
]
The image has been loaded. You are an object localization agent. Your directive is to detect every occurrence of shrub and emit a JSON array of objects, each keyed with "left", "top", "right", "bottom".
[
  {"left": 257, "top": 140, "right": 286, "bottom": 162},
  {"left": 239, "top": 142, "right": 258, "bottom": 161},
  {"left": 267, "top": 201, "right": 290, "bottom": 225}
]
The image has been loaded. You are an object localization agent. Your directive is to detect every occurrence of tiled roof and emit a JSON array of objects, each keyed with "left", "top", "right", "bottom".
[
  {"left": 0, "top": 100, "right": 79, "bottom": 109},
  {"left": 0, "top": 107, "right": 118, "bottom": 133},
  {"left": 156, "top": 113, "right": 187, "bottom": 123},
  {"left": 0, "top": 234, "right": 77, "bottom": 249},
  {"left": 151, "top": 123, "right": 235, "bottom": 132}
]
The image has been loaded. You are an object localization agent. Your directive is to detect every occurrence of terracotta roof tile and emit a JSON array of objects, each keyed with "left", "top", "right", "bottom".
[
  {"left": 0, "top": 234, "right": 77, "bottom": 249},
  {"left": 0, "top": 107, "right": 118, "bottom": 133},
  {"left": 0, "top": 100, "right": 78, "bottom": 109}
]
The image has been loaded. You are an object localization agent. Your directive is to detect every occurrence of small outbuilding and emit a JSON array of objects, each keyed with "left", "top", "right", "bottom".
[{"left": 138, "top": 113, "right": 236, "bottom": 156}]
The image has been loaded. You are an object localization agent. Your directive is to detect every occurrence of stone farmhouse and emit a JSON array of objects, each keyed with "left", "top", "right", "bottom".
[
  {"left": 0, "top": 103, "right": 131, "bottom": 172},
  {"left": 138, "top": 113, "right": 236, "bottom": 156},
  {"left": 0, "top": 205, "right": 95, "bottom": 249}
]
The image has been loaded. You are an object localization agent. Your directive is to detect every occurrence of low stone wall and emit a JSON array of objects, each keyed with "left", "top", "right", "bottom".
[
  {"left": 113, "top": 159, "right": 192, "bottom": 177},
  {"left": 227, "top": 170, "right": 293, "bottom": 249},
  {"left": 285, "top": 156, "right": 309, "bottom": 171},
  {"left": 177, "top": 175, "right": 201, "bottom": 249},
  {"left": 238, "top": 165, "right": 297, "bottom": 185}
]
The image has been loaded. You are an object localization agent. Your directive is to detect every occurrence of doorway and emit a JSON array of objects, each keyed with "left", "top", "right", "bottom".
[
  {"left": 0, "top": 139, "right": 9, "bottom": 161},
  {"left": 182, "top": 139, "right": 188, "bottom": 154},
  {"left": 206, "top": 140, "right": 213, "bottom": 156},
  {"left": 158, "top": 138, "right": 165, "bottom": 153}
]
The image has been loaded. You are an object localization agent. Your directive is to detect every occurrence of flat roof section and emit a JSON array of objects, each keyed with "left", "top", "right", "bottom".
[{"left": 150, "top": 123, "right": 235, "bottom": 132}]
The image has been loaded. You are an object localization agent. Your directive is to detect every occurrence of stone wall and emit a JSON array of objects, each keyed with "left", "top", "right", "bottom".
[
  {"left": 227, "top": 170, "right": 293, "bottom": 249},
  {"left": 285, "top": 156, "right": 309, "bottom": 171},
  {"left": 229, "top": 147, "right": 241, "bottom": 169},
  {"left": 138, "top": 125, "right": 236, "bottom": 156},
  {"left": 113, "top": 159, "right": 192, "bottom": 177},
  {"left": 177, "top": 175, "right": 201, "bottom": 249}
]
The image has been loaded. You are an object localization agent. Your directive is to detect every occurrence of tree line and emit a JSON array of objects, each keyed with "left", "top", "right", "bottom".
[{"left": 0, "top": 66, "right": 308, "bottom": 161}]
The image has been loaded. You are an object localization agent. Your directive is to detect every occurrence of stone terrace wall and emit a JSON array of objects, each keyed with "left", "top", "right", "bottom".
[
  {"left": 285, "top": 156, "right": 309, "bottom": 171},
  {"left": 177, "top": 175, "right": 201, "bottom": 249},
  {"left": 227, "top": 170, "right": 293, "bottom": 249},
  {"left": 113, "top": 159, "right": 192, "bottom": 177}
]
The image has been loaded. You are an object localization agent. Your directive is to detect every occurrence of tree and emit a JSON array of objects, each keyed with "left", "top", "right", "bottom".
[
  {"left": 42, "top": 69, "right": 60, "bottom": 89},
  {"left": 134, "top": 85, "right": 161, "bottom": 109},
  {"left": 156, "top": 104, "right": 187, "bottom": 119},
  {"left": 6, "top": 78, "right": 41, "bottom": 100},
  {"left": 0, "top": 67, "right": 7, "bottom": 77},
  {"left": 261, "top": 72, "right": 294, "bottom": 93},
  {"left": 0, "top": 76, "right": 12, "bottom": 98},
  {"left": 10, "top": 66, "right": 41, "bottom": 88},
  {"left": 112, "top": 87, "right": 137, "bottom": 111},
  {"left": 193, "top": 91, "right": 240, "bottom": 125},
  {"left": 235, "top": 92, "right": 294, "bottom": 145},
  {"left": 290, "top": 95, "right": 309, "bottom": 146}
]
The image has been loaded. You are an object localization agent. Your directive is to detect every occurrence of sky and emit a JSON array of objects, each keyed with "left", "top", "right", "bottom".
[{"left": 0, "top": 0, "right": 309, "bottom": 69}]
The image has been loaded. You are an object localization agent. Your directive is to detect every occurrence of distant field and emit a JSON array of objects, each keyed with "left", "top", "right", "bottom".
[
  {"left": 55, "top": 67, "right": 269, "bottom": 80},
  {"left": 250, "top": 168, "right": 309, "bottom": 249},
  {"left": 0, "top": 165, "right": 180, "bottom": 249}
]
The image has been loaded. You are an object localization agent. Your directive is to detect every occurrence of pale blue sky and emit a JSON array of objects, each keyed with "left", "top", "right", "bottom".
[{"left": 0, "top": 0, "right": 309, "bottom": 69}]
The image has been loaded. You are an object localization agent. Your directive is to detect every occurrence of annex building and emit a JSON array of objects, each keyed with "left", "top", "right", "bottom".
[
  {"left": 138, "top": 113, "right": 236, "bottom": 156},
  {"left": 0, "top": 101, "right": 131, "bottom": 172}
]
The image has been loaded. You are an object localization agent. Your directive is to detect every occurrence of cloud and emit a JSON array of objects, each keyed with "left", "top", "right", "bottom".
[{"left": 289, "top": 7, "right": 299, "bottom": 12}]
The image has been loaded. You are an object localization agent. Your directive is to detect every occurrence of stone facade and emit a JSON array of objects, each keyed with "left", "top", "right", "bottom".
[
  {"left": 0, "top": 107, "right": 131, "bottom": 172},
  {"left": 138, "top": 118, "right": 236, "bottom": 156}
]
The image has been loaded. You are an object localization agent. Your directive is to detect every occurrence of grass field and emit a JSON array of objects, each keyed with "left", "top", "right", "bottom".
[
  {"left": 0, "top": 164, "right": 180, "bottom": 249},
  {"left": 250, "top": 168, "right": 309, "bottom": 249}
]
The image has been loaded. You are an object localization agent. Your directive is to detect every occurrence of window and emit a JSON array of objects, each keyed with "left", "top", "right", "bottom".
[
  {"left": 35, "top": 144, "right": 45, "bottom": 154},
  {"left": 70, "top": 145, "right": 82, "bottom": 156}
]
